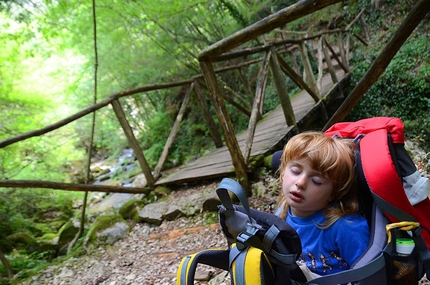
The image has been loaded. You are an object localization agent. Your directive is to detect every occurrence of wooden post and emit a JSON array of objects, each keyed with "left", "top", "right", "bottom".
[
  {"left": 338, "top": 31, "right": 349, "bottom": 72},
  {"left": 277, "top": 53, "right": 320, "bottom": 102},
  {"left": 346, "top": 32, "right": 351, "bottom": 70},
  {"left": 360, "top": 14, "right": 370, "bottom": 42},
  {"left": 111, "top": 99, "right": 155, "bottom": 186},
  {"left": 193, "top": 80, "right": 224, "bottom": 148},
  {"left": 324, "top": 37, "right": 349, "bottom": 73},
  {"left": 323, "top": 0, "right": 430, "bottom": 130},
  {"left": 199, "top": 60, "right": 249, "bottom": 193},
  {"left": 238, "top": 67, "right": 255, "bottom": 105},
  {"left": 243, "top": 51, "right": 272, "bottom": 164},
  {"left": 317, "top": 36, "right": 324, "bottom": 93},
  {"left": 153, "top": 83, "right": 193, "bottom": 179},
  {"left": 270, "top": 48, "right": 296, "bottom": 127},
  {"left": 322, "top": 36, "right": 339, "bottom": 85},
  {"left": 298, "top": 41, "right": 320, "bottom": 97},
  {"left": 288, "top": 51, "right": 300, "bottom": 74},
  {"left": 218, "top": 77, "right": 252, "bottom": 111}
]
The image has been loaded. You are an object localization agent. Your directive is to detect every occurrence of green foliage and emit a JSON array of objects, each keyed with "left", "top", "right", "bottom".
[
  {"left": 0, "top": 189, "right": 76, "bottom": 237},
  {"left": 346, "top": 22, "right": 430, "bottom": 146}
]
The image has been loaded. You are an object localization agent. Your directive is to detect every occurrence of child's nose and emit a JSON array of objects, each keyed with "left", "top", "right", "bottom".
[{"left": 295, "top": 175, "right": 307, "bottom": 189}]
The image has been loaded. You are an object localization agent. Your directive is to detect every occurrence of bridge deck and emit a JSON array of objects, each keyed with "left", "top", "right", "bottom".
[{"left": 156, "top": 69, "right": 349, "bottom": 185}]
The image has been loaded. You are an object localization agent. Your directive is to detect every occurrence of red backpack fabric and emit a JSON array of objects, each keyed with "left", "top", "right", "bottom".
[{"left": 325, "top": 117, "right": 430, "bottom": 249}]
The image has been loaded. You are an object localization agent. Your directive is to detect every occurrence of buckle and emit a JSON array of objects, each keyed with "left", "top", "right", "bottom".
[{"left": 236, "top": 231, "right": 252, "bottom": 250}]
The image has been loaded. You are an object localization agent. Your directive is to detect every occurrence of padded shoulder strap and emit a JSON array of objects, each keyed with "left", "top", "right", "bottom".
[
  {"left": 176, "top": 249, "right": 229, "bottom": 285},
  {"left": 324, "top": 117, "right": 404, "bottom": 143},
  {"left": 360, "top": 129, "right": 412, "bottom": 220}
]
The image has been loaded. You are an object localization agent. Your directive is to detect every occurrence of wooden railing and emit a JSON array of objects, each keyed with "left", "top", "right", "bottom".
[{"left": 0, "top": 0, "right": 368, "bottom": 193}]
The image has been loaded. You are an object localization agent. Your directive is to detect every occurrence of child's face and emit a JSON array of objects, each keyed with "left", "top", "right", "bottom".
[{"left": 282, "top": 157, "right": 334, "bottom": 217}]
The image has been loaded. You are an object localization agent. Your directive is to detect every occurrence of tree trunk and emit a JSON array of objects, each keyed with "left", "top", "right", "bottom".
[{"left": 0, "top": 249, "right": 13, "bottom": 281}]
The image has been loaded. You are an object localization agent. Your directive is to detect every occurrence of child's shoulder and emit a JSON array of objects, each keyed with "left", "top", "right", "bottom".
[{"left": 336, "top": 213, "right": 368, "bottom": 229}]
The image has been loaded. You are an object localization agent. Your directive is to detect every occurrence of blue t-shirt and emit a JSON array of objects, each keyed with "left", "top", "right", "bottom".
[{"left": 283, "top": 208, "right": 370, "bottom": 276}]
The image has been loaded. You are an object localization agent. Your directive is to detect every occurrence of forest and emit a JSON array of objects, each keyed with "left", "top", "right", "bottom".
[{"left": 0, "top": 0, "right": 429, "bottom": 283}]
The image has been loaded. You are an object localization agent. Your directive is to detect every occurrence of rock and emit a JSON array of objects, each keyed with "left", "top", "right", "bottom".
[
  {"left": 139, "top": 201, "right": 169, "bottom": 225},
  {"left": 202, "top": 195, "right": 221, "bottom": 212},
  {"left": 6, "top": 232, "right": 39, "bottom": 253},
  {"left": 84, "top": 214, "right": 130, "bottom": 251},
  {"left": 132, "top": 173, "right": 147, "bottom": 188},
  {"left": 118, "top": 198, "right": 145, "bottom": 222},
  {"left": 89, "top": 193, "right": 140, "bottom": 216},
  {"left": 252, "top": 181, "right": 266, "bottom": 198},
  {"left": 154, "top": 186, "right": 172, "bottom": 197},
  {"left": 57, "top": 220, "right": 80, "bottom": 255},
  {"left": 36, "top": 233, "right": 58, "bottom": 255},
  {"left": 138, "top": 185, "right": 221, "bottom": 225}
]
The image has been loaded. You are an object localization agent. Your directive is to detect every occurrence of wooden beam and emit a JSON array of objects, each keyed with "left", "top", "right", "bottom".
[
  {"left": 153, "top": 83, "right": 193, "bottom": 179},
  {"left": 270, "top": 48, "right": 296, "bottom": 127},
  {"left": 322, "top": 36, "right": 339, "bottom": 85},
  {"left": 198, "top": 0, "right": 342, "bottom": 61},
  {"left": 199, "top": 60, "right": 249, "bottom": 193},
  {"left": 323, "top": 0, "right": 430, "bottom": 130},
  {"left": 238, "top": 67, "right": 255, "bottom": 105},
  {"left": 338, "top": 31, "right": 349, "bottom": 72},
  {"left": 243, "top": 51, "right": 272, "bottom": 164},
  {"left": 111, "top": 99, "right": 155, "bottom": 186},
  {"left": 317, "top": 36, "right": 324, "bottom": 92},
  {"left": 298, "top": 41, "right": 320, "bottom": 97},
  {"left": 324, "top": 37, "right": 349, "bottom": 73},
  {"left": 193, "top": 80, "right": 223, "bottom": 148},
  {"left": 277, "top": 52, "right": 320, "bottom": 102},
  {"left": 0, "top": 180, "right": 151, "bottom": 194}
]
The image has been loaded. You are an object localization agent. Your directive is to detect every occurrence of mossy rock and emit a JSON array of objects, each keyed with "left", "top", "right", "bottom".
[
  {"left": 57, "top": 220, "right": 79, "bottom": 254},
  {"left": 118, "top": 199, "right": 145, "bottom": 223},
  {"left": 7, "top": 232, "right": 41, "bottom": 253},
  {"left": 153, "top": 186, "right": 171, "bottom": 197},
  {"left": 84, "top": 214, "right": 130, "bottom": 251},
  {"left": 37, "top": 233, "right": 59, "bottom": 253},
  {"left": 248, "top": 154, "right": 264, "bottom": 169}
]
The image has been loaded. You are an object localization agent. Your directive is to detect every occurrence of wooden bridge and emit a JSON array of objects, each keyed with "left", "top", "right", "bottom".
[
  {"left": 156, "top": 68, "right": 350, "bottom": 185},
  {"left": 0, "top": 0, "right": 428, "bottom": 195}
]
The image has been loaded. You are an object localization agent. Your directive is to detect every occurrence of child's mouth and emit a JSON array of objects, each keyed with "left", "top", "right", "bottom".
[{"left": 289, "top": 191, "right": 304, "bottom": 202}]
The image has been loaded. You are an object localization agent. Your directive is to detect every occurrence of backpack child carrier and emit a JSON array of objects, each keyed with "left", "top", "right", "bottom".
[
  {"left": 176, "top": 177, "right": 306, "bottom": 285},
  {"left": 177, "top": 116, "right": 430, "bottom": 284},
  {"left": 320, "top": 116, "right": 430, "bottom": 284},
  {"left": 270, "top": 116, "right": 430, "bottom": 284}
]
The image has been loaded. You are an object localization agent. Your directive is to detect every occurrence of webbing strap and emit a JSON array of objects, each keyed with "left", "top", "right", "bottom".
[
  {"left": 235, "top": 248, "right": 248, "bottom": 285},
  {"left": 216, "top": 178, "right": 252, "bottom": 223},
  {"left": 179, "top": 255, "right": 191, "bottom": 285},
  {"left": 262, "top": 225, "right": 279, "bottom": 252},
  {"left": 371, "top": 191, "right": 416, "bottom": 223}
]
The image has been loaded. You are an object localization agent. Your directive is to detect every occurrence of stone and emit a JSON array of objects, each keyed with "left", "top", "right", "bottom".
[
  {"left": 139, "top": 201, "right": 169, "bottom": 225},
  {"left": 84, "top": 214, "right": 130, "bottom": 251}
]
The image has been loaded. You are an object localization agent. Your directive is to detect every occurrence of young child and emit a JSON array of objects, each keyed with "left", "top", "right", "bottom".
[{"left": 275, "top": 131, "right": 370, "bottom": 277}]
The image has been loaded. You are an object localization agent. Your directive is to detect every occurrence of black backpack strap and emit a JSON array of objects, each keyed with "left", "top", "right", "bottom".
[{"left": 216, "top": 178, "right": 252, "bottom": 222}]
